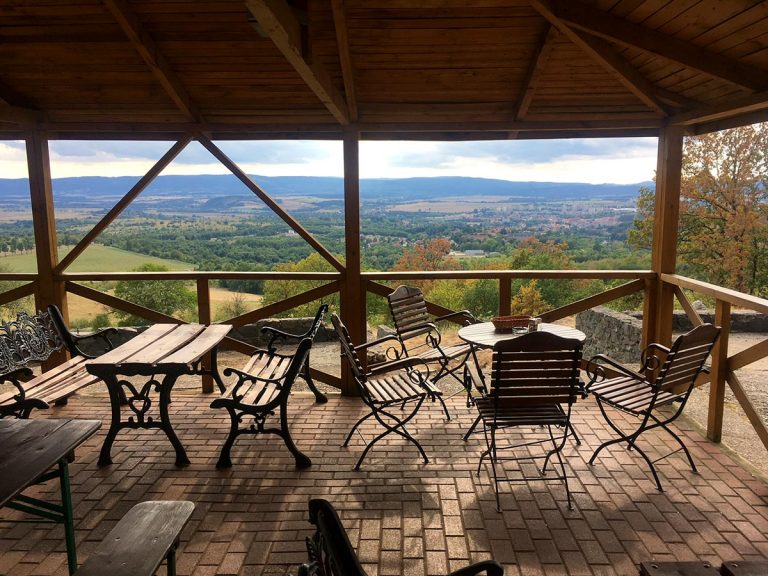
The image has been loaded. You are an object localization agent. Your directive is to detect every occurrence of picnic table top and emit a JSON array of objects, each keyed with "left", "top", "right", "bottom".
[{"left": 0, "top": 418, "right": 101, "bottom": 507}]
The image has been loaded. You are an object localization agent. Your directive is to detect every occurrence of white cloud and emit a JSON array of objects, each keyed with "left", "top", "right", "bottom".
[{"left": 0, "top": 137, "right": 657, "bottom": 184}]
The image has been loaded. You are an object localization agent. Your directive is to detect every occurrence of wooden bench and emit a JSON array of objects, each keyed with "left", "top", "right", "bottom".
[
  {"left": 0, "top": 305, "right": 117, "bottom": 418},
  {"left": 300, "top": 498, "right": 504, "bottom": 576},
  {"left": 210, "top": 304, "right": 328, "bottom": 469},
  {"left": 75, "top": 500, "right": 194, "bottom": 576}
]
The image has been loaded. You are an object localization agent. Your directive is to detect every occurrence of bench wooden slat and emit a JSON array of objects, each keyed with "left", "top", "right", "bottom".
[
  {"left": 0, "top": 357, "right": 95, "bottom": 407},
  {"left": 75, "top": 500, "right": 194, "bottom": 576}
]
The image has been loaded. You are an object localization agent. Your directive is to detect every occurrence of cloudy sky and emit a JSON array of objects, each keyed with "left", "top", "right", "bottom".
[{"left": 0, "top": 137, "right": 658, "bottom": 184}]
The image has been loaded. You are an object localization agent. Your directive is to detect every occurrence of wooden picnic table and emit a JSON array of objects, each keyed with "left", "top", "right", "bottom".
[
  {"left": 0, "top": 418, "right": 101, "bottom": 575},
  {"left": 85, "top": 323, "right": 231, "bottom": 467}
]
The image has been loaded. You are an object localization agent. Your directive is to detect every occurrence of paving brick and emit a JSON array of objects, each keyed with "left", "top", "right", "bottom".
[{"left": 2, "top": 394, "right": 767, "bottom": 576}]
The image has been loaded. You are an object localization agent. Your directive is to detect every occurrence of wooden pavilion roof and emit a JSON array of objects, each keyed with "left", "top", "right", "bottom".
[{"left": 1, "top": 0, "right": 768, "bottom": 140}]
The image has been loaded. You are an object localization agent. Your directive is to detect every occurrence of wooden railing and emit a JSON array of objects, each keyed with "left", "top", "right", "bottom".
[
  {"left": 661, "top": 274, "right": 768, "bottom": 452},
  {"left": 4, "top": 266, "right": 768, "bottom": 457}
]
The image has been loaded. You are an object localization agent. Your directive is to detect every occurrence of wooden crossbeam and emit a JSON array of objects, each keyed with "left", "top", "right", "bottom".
[
  {"left": 671, "top": 90, "right": 768, "bottom": 127},
  {"left": 671, "top": 285, "right": 703, "bottom": 328},
  {"left": 224, "top": 282, "right": 340, "bottom": 328},
  {"left": 331, "top": 0, "right": 357, "bottom": 122},
  {"left": 198, "top": 135, "right": 344, "bottom": 272},
  {"left": 530, "top": 0, "right": 668, "bottom": 116},
  {"left": 516, "top": 26, "right": 558, "bottom": 120},
  {"left": 0, "top": 282, "right": 36, "bottom": 307},
  {"left": 57, "top": 137, "right": 193, "bottom": 273},
  {"left": 540, "top": 279, "right": 645, "bottom": 322},
  {"left": 546, "top": 0, "right": 768, "bottom": 92},
  {"left": 728, "top": 338, "right": 768, "bottom": 373},
  {"left": 66, "top": 281, "right": 183, "bottom": 324},
  {"left": 245, "top": 0, "right": 349, "bottom": 125},
  {"left": 103, "top": 0, "right": 202, "bottom": 122},
  {"left": 727, "top": 370, "right": 768, "bottom": 452}
]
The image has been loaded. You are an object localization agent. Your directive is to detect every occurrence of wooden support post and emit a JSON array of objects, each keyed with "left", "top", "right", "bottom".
[
  {"left": 499, "top": 277, "right": 512, "bottom": 316},
  {"left": 340, "top": 130, "right": 364, "bottom": 396},
  {"left": 197, "top": 278, "right": 214, "bottom": 393},
  {"left": 707, "top": 299, "right": 730, "bottom": 442},
  {"left": 646, "top": 125, "right": 685, "bottom": 347},
  {"left": 26, "top": 131, "right": 67, "bottom": 370}
]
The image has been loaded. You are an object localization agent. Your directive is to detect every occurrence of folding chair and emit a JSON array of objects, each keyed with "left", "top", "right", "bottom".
[
  {"left": 387, "top": 285, "right": 481, "bottom": 413},
  {"left": 475, "top": 331, "right": 583, "bottom": 511},
  {"left": 331, "top": 313, "right": 443, "bottom": 469},
  {"left": 586, "top": 323, "right": 721, "bottom": 491}
]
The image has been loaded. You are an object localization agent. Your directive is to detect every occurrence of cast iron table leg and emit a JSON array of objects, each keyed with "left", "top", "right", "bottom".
[
  {"left": 159, "top": 373, "right": 190, "bottom": 466},
  {"left": 98, "top": 371, "right": 124, "bottom": 466}
]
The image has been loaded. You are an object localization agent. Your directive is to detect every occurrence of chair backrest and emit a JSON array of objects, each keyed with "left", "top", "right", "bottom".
[
  {"left": 330, "top": 314, "right": 365, "bottom": 381},
  {"left": 387, "top": 285, "right": 432, "bottom": 340},
  {"left": 491, "top": 331, "right": 583, "bottom": 405},
  {"left": 654, "top": 323, "right": 720, "bottom": 395},
  {"left": 300, "top": 498, "right": 368, "bottom": 576}
]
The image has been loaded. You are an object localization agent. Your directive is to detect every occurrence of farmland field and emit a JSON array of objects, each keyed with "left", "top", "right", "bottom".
[{"left": 0, "top": 244, "right": 193, "bottom": 273}]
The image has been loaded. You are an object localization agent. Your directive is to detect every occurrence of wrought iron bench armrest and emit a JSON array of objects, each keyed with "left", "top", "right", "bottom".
[
  {"left": 0, "top": 367, "right": 47, "bottom": 418},
  {"left": 366, "top": 357, "right": 431, "bottom": 381}
]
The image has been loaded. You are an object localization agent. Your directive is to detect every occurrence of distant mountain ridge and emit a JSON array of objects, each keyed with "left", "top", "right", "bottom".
[{"left": 0, "top": 174, "right": 651, "bottom": 210}]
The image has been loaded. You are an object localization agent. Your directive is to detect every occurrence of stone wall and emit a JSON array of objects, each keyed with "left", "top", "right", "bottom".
[
  {"left": 575, "top": 306, "right": 642, "bottom": 363},
  {"left": 626, "top": 310, "right": 768, "bottom": 333}
]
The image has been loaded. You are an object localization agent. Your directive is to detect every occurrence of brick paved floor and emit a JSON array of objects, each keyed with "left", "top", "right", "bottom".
[{"left": 1, "top": 390, "right": 767, "bottom": 576}]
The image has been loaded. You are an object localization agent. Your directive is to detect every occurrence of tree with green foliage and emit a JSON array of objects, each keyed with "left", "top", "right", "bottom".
[{"left": 113, "top": 263, "right": 196, "bottom": 326}]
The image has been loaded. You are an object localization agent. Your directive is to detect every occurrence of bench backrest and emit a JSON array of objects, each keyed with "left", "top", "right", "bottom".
[
  {"left": 0, "top": 310, "right": 63, "bottom": 376},
  {"left": 300, "top": 499, "right": 370, "bottom": 576}
]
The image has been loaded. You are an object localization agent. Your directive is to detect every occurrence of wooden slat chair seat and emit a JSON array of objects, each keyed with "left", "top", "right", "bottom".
[
  {"left": 586, "top": 323, "right": 721, "bottom": 492},
  {"left": 387, "top": 285, "right": 480, "bottom": 415},
  {"left": 300, "top": 498, "right": 504, "bottom": 576},
  {"left": 476, "top": 331, "right": 584, "bottom": 511},
  {"left": 331, "top": 313, "right": 443, "bottom": 470}
]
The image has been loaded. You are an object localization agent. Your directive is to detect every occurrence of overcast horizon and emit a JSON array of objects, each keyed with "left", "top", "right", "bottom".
[{"left": 0, "top": 137, "right": 658, "bottom": 185}]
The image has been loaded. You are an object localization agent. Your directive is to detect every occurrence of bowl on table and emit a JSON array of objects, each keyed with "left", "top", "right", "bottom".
[{"left": 491, "top": 315, "right": 531, "bottom": 333}]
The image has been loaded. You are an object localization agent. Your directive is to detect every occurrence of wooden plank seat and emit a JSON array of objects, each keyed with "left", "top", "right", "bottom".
[
  {"left": 0, "top": 305, "right": 117, "bottom": 418},
  {"left": 586, "top": 324, "right": 721, "bottom": 491},
  {"left": 210, "top": 305, "right": 327, "bottom": 469},
  {"left": 300, "top": 498, "right": 504, "bottom": 576},
  {"left": 75, "top": 500, "right": 194, "bottom": 576}
]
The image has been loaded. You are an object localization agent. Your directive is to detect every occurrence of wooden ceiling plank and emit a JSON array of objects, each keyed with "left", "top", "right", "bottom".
[
  {"left": 330, "top": 0, "right": 358, "bottom": 121},
  {"left": 670, "top": 88, "right": 768, "bottom": 126},
  {"left": 516, "top": 25, "right": 558, "bottom": 120},
  {"left": 245, "top": 0, "right": 349, "bottom": 125},
  {"left": 530, "top": 1, "right": 669, "bottom": 116},
  {"left": 102, "top": 0, "right": 202, "bottom": 122},
  {"left": 546, "top": 0, "right": 768, "bottom": 92}
]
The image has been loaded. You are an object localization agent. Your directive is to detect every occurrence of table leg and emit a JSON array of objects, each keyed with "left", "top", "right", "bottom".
[
  {"left": 58, "top": 459, "right": 77, "bottom": 575},
  {"left": 98, "top": 372, "right": 124, "bottom": 466},
  {"left": 159, "top": 373, "right": 190, "bottom": 466},
  {"left": 209, "top": 346, "right": 226, "bottom": 393}
]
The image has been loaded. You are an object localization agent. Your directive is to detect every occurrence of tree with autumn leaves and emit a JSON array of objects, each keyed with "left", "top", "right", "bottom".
[{"left": 630, "top": 123, "right": 768, "bottom": 296}]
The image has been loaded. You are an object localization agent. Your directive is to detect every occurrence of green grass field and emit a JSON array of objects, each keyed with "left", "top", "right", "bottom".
[{"left": 0, "top": 244, "right": 193, "bottom": 273}]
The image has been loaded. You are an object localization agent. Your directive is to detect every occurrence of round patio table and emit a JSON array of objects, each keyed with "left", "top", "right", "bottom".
[{"left": 458, "top": 321, "right": 586, "bottom": 349}]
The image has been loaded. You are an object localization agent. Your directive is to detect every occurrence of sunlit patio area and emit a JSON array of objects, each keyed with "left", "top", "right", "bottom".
[{"left": 2, "top": 387, "right": 767, "bottom": 576}]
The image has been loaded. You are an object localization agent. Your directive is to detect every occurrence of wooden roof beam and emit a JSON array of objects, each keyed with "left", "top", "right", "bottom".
[
  {"left": 103, "top": 0, "right": 202, "bottom": 122},
  {"left": 0, "top": 80, "right": 42, "bottom": 124},
  {"left": 670, "top": 89, "right": 768, "bottom": 126},
  {"left": 330, "top": 0, "right": 357, "bottom": 122},
  {"left": 531, "top": 0, "right": 669, "bottom": 116},
  {"left": 516, "top": 25, "right": 558, "bottom": 121},
  {"left": 544, "top": 0, "right": 768, "bottom": 92},
  {"left": 245, "top": 0, "right": 350, "bottom": 125}
]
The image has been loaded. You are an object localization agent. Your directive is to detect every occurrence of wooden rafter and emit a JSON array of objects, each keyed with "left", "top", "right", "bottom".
[
  {"left": 330, "top": 0, "right": 357, "bottom": 122},
  {"left": 56, "top": 136, "right": 193, "bottom": 273},
  {"left": 103, "top": 0, "right": 202, "bottom": 122},
  {"left": 244, "top": 0, "right": 349, "bottom": 125},
  {"left": 516, "top": 26, "right": 558, "bottom": 121},
  {"left": 197, "top": 135, "right": 345, "bottom": 272},
  {"left": 671, "top": 89, "right": 768, "bottom": 127},
  {"left": 529, "top": 1, "right": 668, "bottom": 116},
  {"left": 546, "top": 0, "right": 768, "bottom": 93}
]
